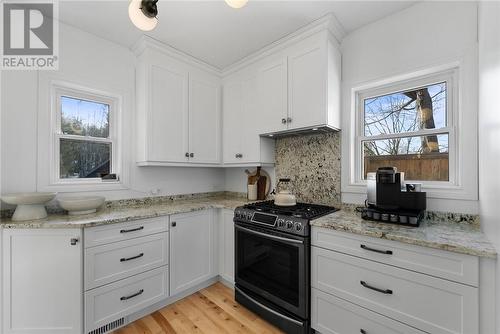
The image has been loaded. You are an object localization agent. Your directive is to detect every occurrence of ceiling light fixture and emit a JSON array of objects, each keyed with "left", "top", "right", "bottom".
[
  {"left": 225, "top": 0, "right": 248, "bottom": 9},
  {"left": 129, "top": 0, "right": 159, "bottom": 31}
]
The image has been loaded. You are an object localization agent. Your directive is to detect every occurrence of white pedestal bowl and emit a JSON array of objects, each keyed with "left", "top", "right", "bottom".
[{"left": 1, "top": 192, "right": 57, "bottom": 221}]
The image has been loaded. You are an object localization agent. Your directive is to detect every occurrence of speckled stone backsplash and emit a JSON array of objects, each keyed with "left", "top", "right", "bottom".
[{"left": 275, "top": 131, "right": 341, "bottom": 207}]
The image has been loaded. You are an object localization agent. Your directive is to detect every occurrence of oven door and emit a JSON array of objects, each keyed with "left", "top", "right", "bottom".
[{"left": 235, "top": 222, "right": 309, "bottom": 318}]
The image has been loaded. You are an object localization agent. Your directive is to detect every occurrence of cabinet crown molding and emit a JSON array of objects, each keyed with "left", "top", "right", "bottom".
[
  {"left": 131, "top": 12, "right": 345, "bottom": 79},
  {"left": 132, "top": 35, "right": 222, "bottom": 77}
]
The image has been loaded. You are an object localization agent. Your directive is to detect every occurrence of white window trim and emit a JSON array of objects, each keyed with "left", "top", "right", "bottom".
[
  {"left": 38, "top": 79, "right": 127, "bottom": 192},
  {"left": 343, "top": 60, "right": 478, "bottom": 202}
]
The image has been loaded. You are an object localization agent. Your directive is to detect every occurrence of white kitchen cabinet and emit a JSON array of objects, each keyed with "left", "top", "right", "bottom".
[
  {"left": 310, "top": 226, "right": 480, "bottom": 334},
  {"left": 257, "top": 56, "right": 288, "bottom": 134},
  {"left": 169, "top": 210, "right": 217, "bottom": 296},
  {"left": 286, "top": 32, "right": 341, "bottom": 132},
  {"left": 222, "top": 74, "right": 275, "bottom": 165},
  {"left": 219, "top": 209, "right": 235, "bottom": 284},
  {"left": 2, "top": 229, "right": 82, "bottom": 334},
  {"left": 136, "top": 42, "right": 221, "bottom": 166},
  {"left": 189, "top": 73, "right": 221, "bottom": 164}
]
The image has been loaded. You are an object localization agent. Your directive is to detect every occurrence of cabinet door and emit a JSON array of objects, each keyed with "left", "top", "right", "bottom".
[
  {"left": 170, "top": 210, "right": 216, "bottom": 296},
  {"left": 219, "top": 209, "right": 235, "bottom": 283},
  {"left": 222, "top": 81, "right": 243, "bottom": 163},
  {"left": 288, "top": 42, "right": 327, "bottom": 129},
  {"left": 240, "top": 74, "right": 261, "bottom": 163},
  {"left": 2, "top": 229, "right": 82, "bottom": 334},
  {"left": 257, "top": 57, "right": 288, "bottom": 134},
  {"left": 149, "top": 64, "right": 189, "bottom": 162},
  {"left": 189, "top": 75, "right": 221, "bottom": 164}
]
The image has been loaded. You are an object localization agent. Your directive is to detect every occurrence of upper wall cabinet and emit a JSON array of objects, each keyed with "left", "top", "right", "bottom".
[
  {"left": 286, "top": 32, "right": 341, "bottom": 132},
  {"left": 222, "top": 73, "right": 275, "bottom": 166},
  {"left": 135, "top": 39, "right": 222, "bottom": 166}
]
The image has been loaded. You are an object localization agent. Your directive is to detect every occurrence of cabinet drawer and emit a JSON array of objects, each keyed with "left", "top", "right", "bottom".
[
  {"left": 85, "top": 233, "right": 168, "bottom": 290},
  {"left": 312, "top": 246, "right": 478, "bottom": 334},
  {"left": 85, "top": 266, "right": 168, "bottom": 334},
  {"left": 311, "top": 288, "right": 425, "bottom": 334},
  {"left": 84, "top": 216, "right": 168, "bottom": 248},
  {"left": 311, "top": 227, "right": 479, "bottom": 286}
]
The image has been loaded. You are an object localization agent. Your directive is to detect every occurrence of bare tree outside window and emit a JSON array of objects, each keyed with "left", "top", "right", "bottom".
[{"left": 362, "top": 82, "right": 449, "bottom": 181}]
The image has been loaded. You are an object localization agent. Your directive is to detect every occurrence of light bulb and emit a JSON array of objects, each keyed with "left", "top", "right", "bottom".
[
  {"left": 129, "top": 0, "right": 158, "bottom": 31},
  {"left": 225, "top": 0, "right": 248, "bottom": 9}
]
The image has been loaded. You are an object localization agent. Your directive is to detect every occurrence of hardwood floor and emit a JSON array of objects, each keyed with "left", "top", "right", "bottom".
[{"left": 113, "top": 283, "right": 284, "bottom": 334}]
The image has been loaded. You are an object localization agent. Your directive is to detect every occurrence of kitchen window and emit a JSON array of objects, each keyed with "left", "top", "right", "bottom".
[
  {"left": 354, "top": 69, "right": 460, "bottom": 188},
  {"left": 50, "top": 83, "right": 121, "bottom": 187}
]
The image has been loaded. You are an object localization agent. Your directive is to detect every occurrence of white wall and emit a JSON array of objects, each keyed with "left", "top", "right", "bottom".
[
  {"left": 478, "top": 1, "right": 500, "bottom": 331},
  {"left": 1, "top": 23, "right": 225, "bottom": 203},
  {"left": 340, "top": 1, "right": 479, "bottom": 213}
]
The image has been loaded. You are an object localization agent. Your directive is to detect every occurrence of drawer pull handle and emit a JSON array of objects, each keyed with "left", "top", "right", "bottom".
[
  {"left": 360, "top": 281, "right": 393, "bottom": 295},
  {"left": 120, "top": 226, "right": 144, "bottom": 233},
  {"left": 120, "top": 289, "right": 144, "bottom": 301},
  {"left": 120, "top": 253, "right": 144, "bottom": 262},
  {"left": 360, "top": 244, "right": 393, "bottom": 255},
  {"left": 360, "top": 330, "right": 367, "bottom": 334}
]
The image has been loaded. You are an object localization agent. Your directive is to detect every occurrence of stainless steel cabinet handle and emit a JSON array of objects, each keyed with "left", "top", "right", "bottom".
[
  {"left": 281, "top": 118, "right": 287, "bottom": 124},
  {"left": 287, "top": 117, "right": 292, "bottom": 123},
  {"left": 185, "top": 152, "right": 190, "bottom": 157},
  {"left": 171, "top": 221, "right": 177, "bottom": 227},
  {"left": 360, "top": 244, "right": 393, "bottom": 255},
  {"left": 120, "top": 253, "right": 144, "bottom": 262},
  {"left": 120, "top": 289, "right": 144, "bottom": 301},
  {"left": 120, "top": 226, "right": 144, "bottom": 233},
  {"left": 236, "top": 225, "right": 303, "bottom": 245},
  {"left": 360, "top": 281, "right": 393, "bottom": 295},
  {"left": 70, "top": 238, "right": 79, "bottom": 245}
]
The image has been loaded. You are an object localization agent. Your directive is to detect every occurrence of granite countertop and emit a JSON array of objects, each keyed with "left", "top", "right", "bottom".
[
  {"left": 311, "top": 210, "right": 497, "bottom": 258},
  {"left": 0, "top": 195, "right": 252, "bottom": 229}
]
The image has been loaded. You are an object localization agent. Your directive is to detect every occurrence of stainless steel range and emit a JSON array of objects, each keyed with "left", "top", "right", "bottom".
[{"left": 234, "top": 201, "right": 338, "bottom": 334}]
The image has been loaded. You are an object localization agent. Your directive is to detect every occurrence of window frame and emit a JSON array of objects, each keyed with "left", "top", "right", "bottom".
[
  {"left": 50, "top": 82, "right": 122, "bottom": 187},
  {"left": 354, "top": 69, "right": 458, "bottom": 187}
]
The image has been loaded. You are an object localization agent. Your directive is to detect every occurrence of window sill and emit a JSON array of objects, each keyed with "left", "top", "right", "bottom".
[
  {"left": 38, "top": 180, "right": 129, "bottom": 193},
  {"left": 342, "top": 181, "right": 477, "bottom": 201}
]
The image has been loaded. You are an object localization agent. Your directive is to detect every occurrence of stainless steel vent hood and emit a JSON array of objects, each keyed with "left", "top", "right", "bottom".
[{"left": 260, "top": 125, "right": 340, "bottom": 138}]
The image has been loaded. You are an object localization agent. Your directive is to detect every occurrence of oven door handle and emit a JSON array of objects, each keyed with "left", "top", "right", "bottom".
[
  {"left": 235, "top": 286, "right": 304, "bottom": 327},
  {"left": 236, "top": 225, "right": 304, "bottom": 245}
]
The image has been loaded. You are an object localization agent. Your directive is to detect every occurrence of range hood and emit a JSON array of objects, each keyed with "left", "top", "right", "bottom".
[{"left": 260, "top": 125, "right": 340, "bottom": 138}]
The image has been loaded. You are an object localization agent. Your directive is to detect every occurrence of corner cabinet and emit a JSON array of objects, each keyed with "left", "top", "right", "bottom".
[
  {"left": 169, "top": 210, "right": 217, "bottom": 296},
  {"left": 136, "top": 44, "right": 222, "bottom": 167},
  {"left": 2, "top": 228, "right": 83, "bottom": 334},
  {"left": 222, "top": 74, "right": 275, "bottom": 166}
]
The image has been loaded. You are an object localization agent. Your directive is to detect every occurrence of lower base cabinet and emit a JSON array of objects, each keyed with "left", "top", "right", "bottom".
[
  {"left": 84, "top": 266, "right": 169, "bottom": 334},
  {"left": 312, "top": 288, "right": 425, "bottom": 334},
  {"left": 219, "top": 209, "right": 235, "bottom": 283},
  {"left": 169, "top": 210, "right": 217, "bottom": 296},
  {"left": 2, "top": 229, "right": 83, "bottom": 334}
]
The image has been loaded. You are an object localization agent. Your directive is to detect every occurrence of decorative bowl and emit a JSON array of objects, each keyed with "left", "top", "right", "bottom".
[{"left": 58, "top": 196, "right": 105, "bottom": 215}]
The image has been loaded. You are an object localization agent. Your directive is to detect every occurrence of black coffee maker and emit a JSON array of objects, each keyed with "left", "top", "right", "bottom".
[{"left": 363, "top": 167, "right": 426, "bottom": 227}]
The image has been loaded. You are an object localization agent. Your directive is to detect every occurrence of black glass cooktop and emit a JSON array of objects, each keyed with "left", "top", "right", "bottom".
[{"left": 243, "top": 200, "right": 338, "bottom": 220}]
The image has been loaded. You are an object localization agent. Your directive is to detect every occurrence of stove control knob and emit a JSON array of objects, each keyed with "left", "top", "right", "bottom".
[
  {"left": 277, "top": 219, "right": 285, "bottom": 227},
  {"left": 286, "top": 221, "right": 294, "bottom": 229},
  {"left": 295, "top": 222, "right": 303, "bottom": 231},
  {"left": 247, "top": 212, "right": 253, "bottom": 220}
]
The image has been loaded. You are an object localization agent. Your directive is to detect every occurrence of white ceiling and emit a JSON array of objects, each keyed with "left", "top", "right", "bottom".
[{"left": 59, "top": 0, "right": 416, "bottom": 69}]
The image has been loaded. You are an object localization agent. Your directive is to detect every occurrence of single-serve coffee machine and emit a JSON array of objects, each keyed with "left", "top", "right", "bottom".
[{"left": 364, "top": 167, "right": 426, "bottom": 226}]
